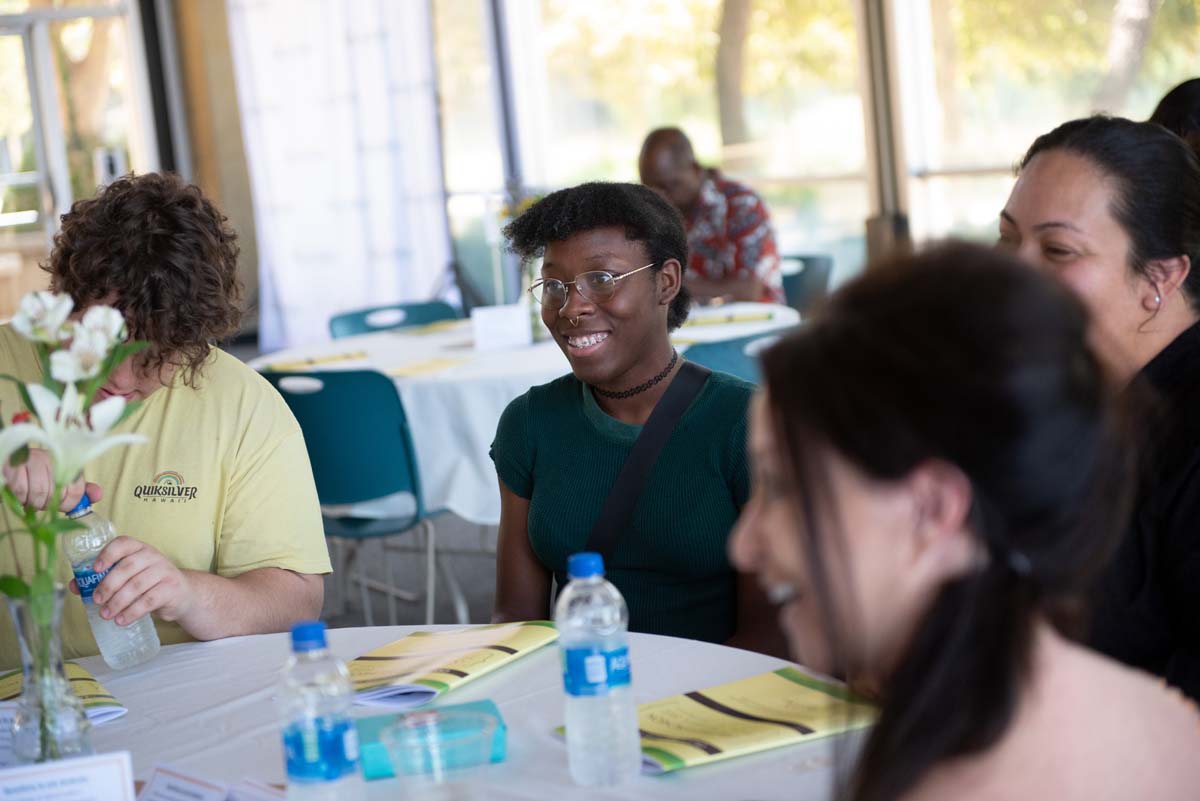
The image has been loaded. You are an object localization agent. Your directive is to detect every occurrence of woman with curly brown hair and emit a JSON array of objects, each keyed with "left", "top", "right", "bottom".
[{"left": 0, "top": 173, "right": 329, "bottom": 665}]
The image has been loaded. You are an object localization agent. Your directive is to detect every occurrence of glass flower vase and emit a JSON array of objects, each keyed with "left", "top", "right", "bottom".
[{"left": 8, "top": 586, "right": 94, "bottom": 763}]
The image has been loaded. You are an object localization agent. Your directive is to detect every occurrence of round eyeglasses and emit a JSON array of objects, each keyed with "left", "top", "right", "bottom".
[{"left": 528, "top": 263, "right": 655, "bottom": 310}]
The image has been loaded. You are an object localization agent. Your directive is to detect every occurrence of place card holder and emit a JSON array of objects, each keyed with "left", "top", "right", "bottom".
[
  {"left": 470, "top": 304, "right": 533, "bottom": 352},
  {"left": 0, "top": 751, "right": 136, "bottom": 801}
]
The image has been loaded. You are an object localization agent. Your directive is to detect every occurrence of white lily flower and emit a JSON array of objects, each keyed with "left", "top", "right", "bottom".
[
  {"left": 49, "top": 326, "right": 108, "bottom": 383},
  {"left": 87, "top": 393, "right": 127, "bottom": 434},
  {"left": 49, "top": 350, "right": 83, "bottom": 384},
  {"left": 78, "top": 306, "right": 126, "bottom": 347},
  {"left": 11, "top": 292, "right": 74, "bottom": 344},
  {"left": 24, "top": 383, "right": 144, "bottom": 487}
]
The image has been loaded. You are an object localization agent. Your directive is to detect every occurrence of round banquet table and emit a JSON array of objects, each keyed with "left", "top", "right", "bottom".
[
  {"left": 248, "top": 303, "right": 800, "bottom": 527},
  {"left": 84, "top": 626, "right": 853, "bottom": 800}
]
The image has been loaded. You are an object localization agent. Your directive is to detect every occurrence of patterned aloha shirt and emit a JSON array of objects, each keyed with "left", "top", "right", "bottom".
[{"left": 685, "top": 170, "right": 783, "bottom": 303}]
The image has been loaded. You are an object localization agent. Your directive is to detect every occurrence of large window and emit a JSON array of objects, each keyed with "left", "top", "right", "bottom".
[
  {"left": 434, "top": 0, "right": 868, "bottom": 300},
  {"left": 0, "top": 32, "right": 39, "bottom": 235},
  {"left": 895, "top": 0, "right": 1200, "bottom": 242},
  {"left": 512, "top": 0, "right": 868, "bottom": 281},
  {"left": 433, "top": 0, "right": 1200, "bottom": 301},
  {"left": 433, "top": 0, "right": 509, "bottom": 306},
  {"left": 0, "top": 0, "right": 158, "bottom": 316}
]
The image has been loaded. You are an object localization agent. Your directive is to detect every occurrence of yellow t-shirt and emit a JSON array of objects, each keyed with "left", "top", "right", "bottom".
[{"left": 0, "top": 325, "right": 331, "bottom": 666}]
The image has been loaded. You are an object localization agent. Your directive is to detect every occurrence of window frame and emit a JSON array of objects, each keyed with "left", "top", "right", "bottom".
[{"left": 0, "top": 1, "right": 162, "bottom": 248}]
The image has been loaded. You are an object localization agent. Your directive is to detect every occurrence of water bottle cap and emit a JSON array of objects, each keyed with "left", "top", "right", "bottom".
[
  {"left": 67, "top": 494, "right": 92, "bottom": 518},
  {"left": 567, "top": 552, "right": 604, "bottom": 580},
  {"left": 290, "top": 620, "right": 327, "bottom": 652}
]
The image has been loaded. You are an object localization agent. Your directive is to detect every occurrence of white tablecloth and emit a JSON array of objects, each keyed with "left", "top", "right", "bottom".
[
  {"left": 249, "top": 303, "right": 800, "bottom": 525},
  {"left": 84, "top": 627, "right": 852, "bottom": 800}
]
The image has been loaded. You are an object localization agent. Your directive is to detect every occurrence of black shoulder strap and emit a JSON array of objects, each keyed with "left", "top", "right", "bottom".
[{"left": 583, "top": 360, "right": 712, "bottom": 562}]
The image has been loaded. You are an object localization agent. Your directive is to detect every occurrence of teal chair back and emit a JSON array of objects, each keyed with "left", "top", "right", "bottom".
[
  {"left": 685, "top": 330, "right": 793, "bottom": 384},
  {"left": 329, "top": 301, "right": 459, "bottom": 339},
  {"left": 780, "top": 254, "right": 833, "bottom": 316},
  {"left": 263, "top": 370, "right": 425, "bottom": 523}
]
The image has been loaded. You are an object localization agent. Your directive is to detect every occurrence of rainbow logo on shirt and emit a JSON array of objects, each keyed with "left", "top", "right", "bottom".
[
  {"left": 133, "top": 470, "right": 197, "bottom": 503},
  {"left": 153, "top": 471, "right": 184, "bottom": 486}
]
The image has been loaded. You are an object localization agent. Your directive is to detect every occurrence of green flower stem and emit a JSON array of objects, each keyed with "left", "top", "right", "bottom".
[
  {"left": 33, "top": 484, "right": 63, "bottom": 625},
  {"left": 37, "top": 624, "right": 51, "bottom": 758},
  {"left": 32, "top": 484, "right": 63, "bottom": 760}
]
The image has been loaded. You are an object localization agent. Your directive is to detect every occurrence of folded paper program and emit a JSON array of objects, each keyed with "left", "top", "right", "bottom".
[
  {"left": 386, "top": 357, "right": 468, "bottom": 378},
  {"left": 0, "top": 661, "right": 127, "bottom": 725},
  {"left": 265, "top": 350, "right": 368, "bottom": 371},
  {"left": 635, "top": 667, "right": 875, "bottom": 774},
  {"left": 682, "top": 311, "right": 774, "bottom": 327},
  {"left": 402, "top": 320, "right": 468, "bottom": 336},
  {"left": 349, "top": 621, "right": 558, "bottom": 709}
]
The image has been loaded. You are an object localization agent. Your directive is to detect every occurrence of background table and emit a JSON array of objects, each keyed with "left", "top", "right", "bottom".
[
  {"left": 250, "top": 303, "right": 800, "bottom": 526},
  {"left": 85, "top": 627, "right": 855, "bottom": 800}
]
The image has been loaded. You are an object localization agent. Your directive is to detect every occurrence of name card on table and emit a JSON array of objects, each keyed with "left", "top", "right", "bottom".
[
  {"left": 136, "top": 764, "right": 228, "bottom": 801},
  {"left": 226, "top": 780, "right": 284, "bottom": 801},
  {"left": 470, "top": 304, "right": 532, "bottom": 352},
  {"left": 134, "top": 766, "right": 285, "bottom": 801},
  {"left": 0, "top": 751, "right": 136, "bottom": 801}
]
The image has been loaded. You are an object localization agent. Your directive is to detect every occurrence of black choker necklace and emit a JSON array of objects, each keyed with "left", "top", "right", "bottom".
[{"left": 592, "top": 350, "right": 679, "bottom": 400}]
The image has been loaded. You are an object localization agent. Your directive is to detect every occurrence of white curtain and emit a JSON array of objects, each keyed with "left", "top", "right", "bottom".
[{"left": 226, "top": 0, "right": 452, "bottom": 351}]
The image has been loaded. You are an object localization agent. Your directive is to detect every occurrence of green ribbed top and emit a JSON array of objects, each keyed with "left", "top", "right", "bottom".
[{"left": 490, "top": 369, "right": 753, "bottom": 643}]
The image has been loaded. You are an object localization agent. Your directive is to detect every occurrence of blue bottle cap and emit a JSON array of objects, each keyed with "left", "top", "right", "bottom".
[
  {"left": 67, "top": 494, "right": 92, "bottom": 518},
  {"left": 290, "top": 620, "right": 327, "bottom": 652},
  {"left": 567, "top": 552, "right": 604, "bottom": 580}
]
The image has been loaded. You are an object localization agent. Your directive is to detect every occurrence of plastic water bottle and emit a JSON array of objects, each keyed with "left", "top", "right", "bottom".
[
  {"left": 280, "top": 621, "right": 364, "bottom": 801},
  {"left": 62, "top": 495, "right": 160, "bottom": 670},
  {"left": 554, "top": 552, "right": 642, "bottom": 786}
]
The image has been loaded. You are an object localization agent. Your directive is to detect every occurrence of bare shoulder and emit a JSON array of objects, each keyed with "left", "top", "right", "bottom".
[
  {"left": 900, "top": 639, "right": 1200, "bottom": 801},
  {"left": 1058, "top": 643, "right": 1200, "bottom": 795},
  {"left": 1091, "top": 653, "right": 1200, "bottom": 750}
]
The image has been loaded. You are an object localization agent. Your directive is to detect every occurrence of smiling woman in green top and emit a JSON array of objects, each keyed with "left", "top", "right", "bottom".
[{"left": 489, "top": 182, "right": 784, "bottom": 655}]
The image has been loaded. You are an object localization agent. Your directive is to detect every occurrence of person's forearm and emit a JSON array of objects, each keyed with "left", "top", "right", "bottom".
[
  {"left": 171, "top": 567, "right": 324, "bottom": 641},
  {"left": 490, "top": 608, "right": 525, "bottom": 624},
  {"left": 490, "top": 594, "right": 550, "bottom": 624},
  {"left": 686, "top": 275, "right": 765, "bottom": 303}
]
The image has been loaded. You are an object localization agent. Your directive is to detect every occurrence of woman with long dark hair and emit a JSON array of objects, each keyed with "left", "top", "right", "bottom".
[
  {"left": 730, "top": 243, "right": 1200, "bottom": 801},
  {"left": 1000, "top": 115, "right": 1200, "bottom": 701}
]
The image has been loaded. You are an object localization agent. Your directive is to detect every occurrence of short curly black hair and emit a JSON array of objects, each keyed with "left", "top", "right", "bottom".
[
  {"left": 44, "top": 172, "right": 243, "bottom": 387},
  {"left": 502, "top": 182, "right": 691, "bottom": 329}
]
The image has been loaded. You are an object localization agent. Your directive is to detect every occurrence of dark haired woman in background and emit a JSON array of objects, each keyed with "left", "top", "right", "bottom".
[
  {"left": 732, "top": 243, "right": 1200, "bottom": 801},
  {"left": 1000, "top": 115, "right": 1200, "bottom": 700},
  {"left": 490, "top": 182, "right": 783, "bottom": 655},
  {"left": 1150, "top": 77, "right": 1200, "bottom": 145}
]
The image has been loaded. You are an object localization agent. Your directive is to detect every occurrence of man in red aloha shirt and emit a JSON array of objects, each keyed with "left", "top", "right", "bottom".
[{"left": 639, "top": 127, "right": 784, "bottom": 304}]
